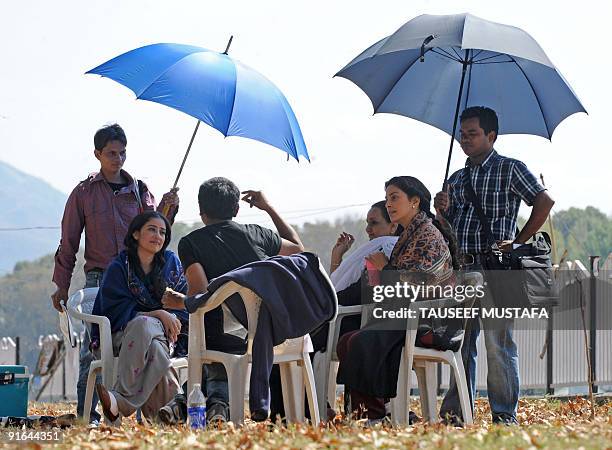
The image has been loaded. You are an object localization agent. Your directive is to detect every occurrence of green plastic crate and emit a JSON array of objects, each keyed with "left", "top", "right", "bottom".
[{"left": 0, "top": 366, "right": 29, "bottom": 417}]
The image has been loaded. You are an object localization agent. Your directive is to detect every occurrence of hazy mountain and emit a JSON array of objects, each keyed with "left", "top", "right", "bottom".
[{"left": 0, "top": 161, "right": 66, "bottom": 273}]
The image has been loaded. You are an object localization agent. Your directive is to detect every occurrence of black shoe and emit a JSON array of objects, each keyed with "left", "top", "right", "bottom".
[
  {"left": 158, "top": 395, "right": 187, "bottom": 425},
  {"left": 440, "top": 413, "right": 464, "bottom": 427},
  {"left": 326, "top": 406, "right": 337, "bottom": 422},
  {"left": 408, "top": 410, "right": 421, "bottom": 425},
  {"left": 492, "top": 414, "right": 518, "bottom": 425},
  {"left": 250, "top": 409, "right": 269, "bottom": 422},
  {"left": 207, "top": 403, "right": 229, "bottom": 424}
]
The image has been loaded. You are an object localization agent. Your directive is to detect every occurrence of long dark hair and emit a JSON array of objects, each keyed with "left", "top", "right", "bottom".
[
  {"left": 384, "top": 176, "right": 460, "bottom": 270},
  {"left": 124, "top": 211, "right": 172, "bottom": 299}
]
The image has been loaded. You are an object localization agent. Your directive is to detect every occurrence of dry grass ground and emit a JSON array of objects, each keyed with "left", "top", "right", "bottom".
[{"left": 1, "top": 397, "right": 610, "bottom": 449}]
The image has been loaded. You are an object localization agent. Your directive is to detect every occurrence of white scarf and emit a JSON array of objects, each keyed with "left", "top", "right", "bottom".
[{"left": 330, "top": 235, "right": 398, "bottom": 293}]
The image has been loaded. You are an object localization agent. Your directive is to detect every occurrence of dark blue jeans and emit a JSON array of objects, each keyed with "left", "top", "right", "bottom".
[
  {"left": 440, "top": 263, "right": 519, "bottom": 423},
  {"left": 203, "top": 363, "right": 230, "bottom": 409},
  {"left": 76, "top": 271, "right": 103, "bottom": 423}
]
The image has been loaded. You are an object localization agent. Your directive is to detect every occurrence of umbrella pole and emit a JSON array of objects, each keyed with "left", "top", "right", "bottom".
[
  {"left": 172, "top": 120, "right": 201, "bottom": 189},
  {"left": 443, "top": 49, "right": 470, "bottom": 188},
  {"left": 164, "top": 37, "right": 233, "bottom": 216},
  {"left": 161, "top": 120, "right": 200, "bottom": 217},
  {"left": 168, "top": 37, "right": 231, "bottom": 191}
]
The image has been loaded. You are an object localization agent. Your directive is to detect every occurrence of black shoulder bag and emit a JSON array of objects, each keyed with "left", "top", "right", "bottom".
[{"left": 463, "top": 167, "right": 558, "bottom": 308}]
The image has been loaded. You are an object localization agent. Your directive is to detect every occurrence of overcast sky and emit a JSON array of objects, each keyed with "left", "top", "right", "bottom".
[{"left": 0, "top": 0, "right": 610, "bottom": 228}]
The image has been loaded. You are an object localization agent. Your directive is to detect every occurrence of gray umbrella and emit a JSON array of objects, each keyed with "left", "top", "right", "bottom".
[{"left": 336, "top": 13, "right": 586, "bottom": 184}]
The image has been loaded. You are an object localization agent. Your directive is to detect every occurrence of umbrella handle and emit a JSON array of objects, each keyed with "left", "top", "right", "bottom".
[
  {"left": 161, "top": 202, "right": 172, "bottom": 218},
  {"left": 420, "top": 35, "right": 435, "bottom": 62}
]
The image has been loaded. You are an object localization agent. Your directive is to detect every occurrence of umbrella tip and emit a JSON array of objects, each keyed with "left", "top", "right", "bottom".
[{"left": 223, "top": 36, "right": 234, "bottom": 55}]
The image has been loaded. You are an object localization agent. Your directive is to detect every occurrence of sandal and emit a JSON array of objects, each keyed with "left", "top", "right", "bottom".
[{"left": 95, "top": 384, "right": 120, "bottom": 423}]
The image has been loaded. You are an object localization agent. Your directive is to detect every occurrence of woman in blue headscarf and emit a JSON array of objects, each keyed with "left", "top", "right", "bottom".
[{"left": 91, "top": 211, "right": 188, "bottom": 422}]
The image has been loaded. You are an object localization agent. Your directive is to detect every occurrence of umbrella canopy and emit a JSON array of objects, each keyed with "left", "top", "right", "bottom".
[
  {"left": 87, "top": 43, "right": 309, "bottom": 162},
  {"left": 336, "top": 13, "right": 586, "bottom": 181}
]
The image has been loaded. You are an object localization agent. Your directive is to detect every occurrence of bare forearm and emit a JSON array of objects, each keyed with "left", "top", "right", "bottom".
[
  {"left": 187, "top": 284, "right": 206, "bottom": 296},
  {"left": 330, "top": 256, "right": 342, "bottom": 274},
  {"left": 265, "top": 206, "right": 303, "bottom": 248},
  {"left": 53, "top": 193, "right": 85, "bottom": 290},
  {"left": 516, "top": 192, "right": 555, "bottom": 243},
  {"left": 330, "top": 261, "right": 341, "bottom": 274},
  {"left": 185, "top": 264, "right": 208, "bottom": 296},
  {"left": 330, "top": 248, "right": 345, "bottom": 273}
]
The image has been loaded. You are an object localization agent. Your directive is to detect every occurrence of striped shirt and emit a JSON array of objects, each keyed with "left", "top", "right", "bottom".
[
  {"left": 446, "top": 150, "right": 544, "bottom": 254},
  {"left": 52, "top": 170, "right": 157, "bottom": 291}
]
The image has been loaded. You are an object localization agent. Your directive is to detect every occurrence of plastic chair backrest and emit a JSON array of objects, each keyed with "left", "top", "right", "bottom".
[
  {"left": 197, "top": 281, "right": 315, "bottom": 356},
  {"left": 67, "top": 288, "right": 99, "bottom": 319}
]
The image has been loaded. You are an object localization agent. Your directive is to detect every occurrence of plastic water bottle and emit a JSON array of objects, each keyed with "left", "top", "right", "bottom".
[{"left": 187, "top": 383, "right": 206, "bottom": 429}]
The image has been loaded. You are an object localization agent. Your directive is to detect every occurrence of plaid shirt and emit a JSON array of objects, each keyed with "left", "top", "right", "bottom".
[
  {"left": 446, "top": 150, "right": 544, "bottom": 254},
  {"left": 52, "top": 170, "right": 157, "bottom": 291}
]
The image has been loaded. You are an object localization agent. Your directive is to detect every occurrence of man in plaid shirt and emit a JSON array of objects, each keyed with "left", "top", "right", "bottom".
[{"left": 435, "top": 106, "right": 554, "bottom": 425}]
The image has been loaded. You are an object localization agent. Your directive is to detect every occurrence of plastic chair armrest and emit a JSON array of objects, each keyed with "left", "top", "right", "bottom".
[
  {"left": 188, "top": 281, "right": 244, "bottom": 315},
  {"left": 336, "top": 305, "right": 364, "bottom": 317},
  {"left": 325, "top": 305, "right": 366, "bottom": 359}
]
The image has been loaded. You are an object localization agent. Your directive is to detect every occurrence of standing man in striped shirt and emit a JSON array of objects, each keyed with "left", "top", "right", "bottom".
[{"left": 435, "top": 106, "right": 554, "bottom": 425}]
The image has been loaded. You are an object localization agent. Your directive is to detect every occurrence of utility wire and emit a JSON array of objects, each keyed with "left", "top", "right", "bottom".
[
  {"left": 180, "top": 202, "right": 371, "bottom": 224},
  {"left": 0, "top": 203, "right": 372, "bottom": 231},
  {"left": 0, "top": 226, "right": 60, "bottom": 231}
]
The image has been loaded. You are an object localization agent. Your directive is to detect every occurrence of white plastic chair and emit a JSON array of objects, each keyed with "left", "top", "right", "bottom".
[
  {"left": 313, "top": 304, "right": 363, "bottom": 417},
  {"left": 67, "top": 288, "right": 188, "bottom": 424},
  {"left": 187, "top": 281, "right": 320, "bottom": 425},
  {"left": 315, "top": 272, "right": 482, "bottom": 425}
]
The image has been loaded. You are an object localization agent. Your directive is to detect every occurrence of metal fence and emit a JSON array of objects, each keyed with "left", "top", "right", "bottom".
[
  {"left": 439, "top": 254, "right": 612, "bottom": 393},
  {"left": 31, "top": 334, "right": 80, "bottom": 401},
  {"left": 0, "top": 337, "right": 18, "bottom": 366}
]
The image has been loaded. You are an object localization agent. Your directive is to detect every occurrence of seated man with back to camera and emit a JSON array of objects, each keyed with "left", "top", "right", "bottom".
[{"left": 158, "top": 177, "right": 304, "bottom": 424}]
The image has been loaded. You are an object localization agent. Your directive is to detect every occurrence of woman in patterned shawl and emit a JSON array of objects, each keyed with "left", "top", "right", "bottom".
[
  {"left": 336, "top": 176, "right": 460, "bottom": 422},
  {"left": 91, "top": 211, "right": 188, "bottom": 422}
]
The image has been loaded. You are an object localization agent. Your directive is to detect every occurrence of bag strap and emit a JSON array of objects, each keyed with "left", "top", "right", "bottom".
[
  {"left": 133, "top": 178, "right": 144, "bottom": 214},
  {"left": 462, "top": 166, "right": 498, "bottom": 250}
]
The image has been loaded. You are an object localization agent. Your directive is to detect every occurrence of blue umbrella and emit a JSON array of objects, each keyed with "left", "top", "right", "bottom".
[
  {"left": 87, "top": 38, "right": 309, "bottom": 188},
  {"left": 336, "top": 13, "right": 586, "bottom": 184}
]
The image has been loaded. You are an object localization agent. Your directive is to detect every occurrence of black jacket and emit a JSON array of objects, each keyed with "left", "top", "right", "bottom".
[{"left": 185, "top": 252, "right": 338, "bottom": 346}]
